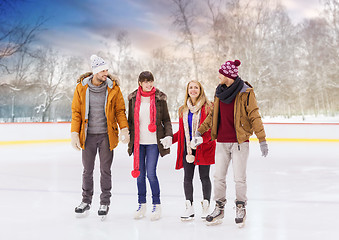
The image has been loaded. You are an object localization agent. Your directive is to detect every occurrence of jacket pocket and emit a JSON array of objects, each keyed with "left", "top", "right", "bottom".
[{"left": 240, "top": 116, "right": 252, "bottom": 133}]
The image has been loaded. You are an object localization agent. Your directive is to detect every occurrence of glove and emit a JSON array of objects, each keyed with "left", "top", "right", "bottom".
[
  {"left": 260, "top": 141, "right": 268, "bottom": 157},
  {"left": 71, "top": 132, "right": 81, "bottom": 151},
  {"left": 190, "top": 131, "right": 203, "bottom": 148},
  {"left": 160, "top": 136, "right": 172, "bottom": 149},
  {"left": 119, "top": 128, "right": 130, "bottom": 144}
]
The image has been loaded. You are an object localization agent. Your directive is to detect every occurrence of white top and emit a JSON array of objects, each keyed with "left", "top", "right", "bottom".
[{"left": 139, "top": 96, "right": 157, "bottom": 144}]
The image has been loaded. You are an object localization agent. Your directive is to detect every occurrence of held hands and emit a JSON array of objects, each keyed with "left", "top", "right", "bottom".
[
  {"left": 71, "top": 132, "right": 81, "bottom": 151},
  {"left": 119, "top": 128, "right": 130, "bottom": 144},
  {"left": 260, "top": 141, "right": 268, "bottom": 157},
  {"left": 190, "top": 131, "right": 203, "bottom": 149},
  {"left": 160, "top": 136, "right": 172, "bottom": 149}
]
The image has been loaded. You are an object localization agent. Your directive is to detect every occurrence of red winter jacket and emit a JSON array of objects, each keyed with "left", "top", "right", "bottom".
[{"left": 173, "top": 104, "right": 216, "bottom": 170}]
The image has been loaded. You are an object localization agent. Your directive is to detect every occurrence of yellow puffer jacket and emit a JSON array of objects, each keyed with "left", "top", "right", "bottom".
[
  {"left": 198, "top": 82, "right": 266, "bottom": 143},
  {"left": 71, "top": 72, "right": 128, "bottom": 150}
]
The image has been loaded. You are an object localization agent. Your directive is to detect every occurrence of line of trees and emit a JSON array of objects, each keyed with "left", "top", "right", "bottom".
[{"left": 0, "top": 0, "right": 338, "bottom": 122}]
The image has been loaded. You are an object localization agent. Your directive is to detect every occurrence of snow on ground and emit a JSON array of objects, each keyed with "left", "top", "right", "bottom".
[{"left": 0, "top": 122, "right": 338, "bottom": 240}]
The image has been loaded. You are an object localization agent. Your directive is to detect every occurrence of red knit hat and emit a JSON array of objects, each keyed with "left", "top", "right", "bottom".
[{"left": 219, "top": 60, "right": 241, "bottom": 80}]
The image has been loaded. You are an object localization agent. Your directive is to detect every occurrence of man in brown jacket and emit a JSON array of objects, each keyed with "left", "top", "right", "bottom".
[
  {"left": 192, "top": 59, "right": 268, "bottom": 227},
  {"left": 71, "top": 55, "right": 129, "bottom": 219}
]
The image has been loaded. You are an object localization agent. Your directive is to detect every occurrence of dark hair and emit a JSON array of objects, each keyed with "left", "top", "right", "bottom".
[{"left": 138, "top": 71, "right": 154, "bottom": 83}]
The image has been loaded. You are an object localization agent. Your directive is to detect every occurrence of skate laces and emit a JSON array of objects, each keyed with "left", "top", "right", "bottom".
[
  {"left": 235, "top": 204, "right": 246, "bottom": 218},
  {"left": 152, "top": 205, "right": 157, "bottom": 212},
  {"left": 137, "top": 204, "right": 143, "bottom": 211},
  {"left": 99, "top": 205, "right": 108, "bottom": 211},
  {"left": 210, "top": 206, "right": 222, "bottom": 217},
  {"left": 78, "top": 202, "right": 89, "bottom": 209}
]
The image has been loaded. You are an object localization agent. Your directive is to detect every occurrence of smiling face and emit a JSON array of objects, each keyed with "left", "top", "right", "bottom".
[
  {"left": 139, "top": 80, "right": 154, "bottom": 92},
  {"left": 92, "top": 69, "right": 108, "bottom": 86},
  {"left": 188, "top": 81, "right": 201, "bottom": 103}
]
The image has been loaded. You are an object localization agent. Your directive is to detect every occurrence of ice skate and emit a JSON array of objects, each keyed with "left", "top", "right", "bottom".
[
  {"left": 75, "top": 202, "right": 90, "bottom": 218},
  {"left": 98, "top": 205, "right": 109, "bottom": 221},
  {"left": 181, "top": 200, "right": 194, "bottom": 221},
  {"left": 235, "top": 201, "right": 246, "bottom": 228},
  {"left": 150, "top": 204, "right": 161, "bottom": 221},
  {"left": 206, "top": 200, "right": 225, "bottom": 226},
  {"left": 134, "top": 203, "right": 146, "bottom": 219},
  {"left": 201, "top": 199, "right": 209, "bottom": 221}
]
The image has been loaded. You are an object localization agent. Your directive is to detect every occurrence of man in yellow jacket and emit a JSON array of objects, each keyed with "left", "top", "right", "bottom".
[
  {"left": 71, "top": 55, "right": 129, "bottom": 219},
  {"left": 193, "top": 59, "right": 268, "bottom": 227}
]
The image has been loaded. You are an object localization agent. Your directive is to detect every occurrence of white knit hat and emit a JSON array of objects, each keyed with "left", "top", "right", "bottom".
[{"left": 90, "top": 54, "right": 108, "bottom": 74}]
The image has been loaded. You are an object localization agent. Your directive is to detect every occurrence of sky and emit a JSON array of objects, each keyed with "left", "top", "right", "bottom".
[{"left": 6, "top": 0, "right": 323, "bottom": 58}]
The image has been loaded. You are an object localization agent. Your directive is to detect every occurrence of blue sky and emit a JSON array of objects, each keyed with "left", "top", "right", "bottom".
[{"left": 7, "top": 0, "right": 323, "bottom": 58}]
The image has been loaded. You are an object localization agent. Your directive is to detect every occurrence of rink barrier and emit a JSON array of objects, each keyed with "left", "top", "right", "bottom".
[
  {"left": 0, "top": 121, "right": 338, "bottom": 145},
  {"left": 0, "top": 137, "right": 338, "bottom": 145}
]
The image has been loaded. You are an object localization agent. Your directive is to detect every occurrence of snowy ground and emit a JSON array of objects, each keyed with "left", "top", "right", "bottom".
[{"left": 0, "top": 123, "right": 339, "bottom": 240}]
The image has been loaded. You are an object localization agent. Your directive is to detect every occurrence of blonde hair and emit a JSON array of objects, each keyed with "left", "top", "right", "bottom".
[{"left": 179, "top": 80, "right": 211, "bottom": 117}]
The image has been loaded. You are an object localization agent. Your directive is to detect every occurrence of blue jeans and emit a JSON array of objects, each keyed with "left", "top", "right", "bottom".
[{"left": 137, "top": 144, "right": 160, "bottom": 204}]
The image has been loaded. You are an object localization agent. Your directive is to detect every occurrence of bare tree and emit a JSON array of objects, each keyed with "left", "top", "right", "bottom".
[
  {"left": 0, "top": 0, "right": 45, "bottom": 72},
  {"left": 171, "top": 0, "right": 200, "bottom": 80},
  {"left": 33, "top": 49, "right": 75, "bottom": 122}
]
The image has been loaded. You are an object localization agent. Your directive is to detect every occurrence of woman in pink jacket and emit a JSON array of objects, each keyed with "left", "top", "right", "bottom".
[{"left": 172, "top": 80, "right": 216, "bottom": 221}]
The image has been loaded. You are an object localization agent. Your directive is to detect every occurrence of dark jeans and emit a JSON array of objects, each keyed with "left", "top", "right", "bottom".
[
  {"left": 137, "top": 144, "right": 160, "bottom": 204},
  {"left": 183, "top": 149, "right": 211, "bottom": 203},
  {"left": 81, "top": 133, "right": 113, "bottom": 205}
]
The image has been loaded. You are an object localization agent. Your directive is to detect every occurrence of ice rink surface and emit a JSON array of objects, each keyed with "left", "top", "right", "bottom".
[{"left": 0, "top": 123, "right": 339, "bottom": 240}]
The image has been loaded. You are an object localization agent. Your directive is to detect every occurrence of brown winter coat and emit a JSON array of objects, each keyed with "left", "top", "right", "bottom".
[
  {"left": 198, "top": 82, "right": 266, "bottom": 143},
  {"left": 71, "top": 72, "right": 128, "bottom": 150},
  {"left": 127, "top": 88, "right": 173, "bottom": 157}
]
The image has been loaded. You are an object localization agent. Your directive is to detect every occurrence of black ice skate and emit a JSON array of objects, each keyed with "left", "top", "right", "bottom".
[
  {"left": 235, "top": 201, "right": 246, "bottom": 228},
  {"left": 206, "top": 200, "right": 225, "bottom": 226},
  {"left": 75, "top": 202, "right": 90, "bottom": 217},
  {"left": 98, "top": 205, "right": 109, "bottom": 221}
]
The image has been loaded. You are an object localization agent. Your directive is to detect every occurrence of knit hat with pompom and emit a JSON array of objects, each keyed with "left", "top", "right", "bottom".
[
  {"left": 219, "top": 60, "right": 241, "bottom": 80},
  {"left": 90, "top": 54, "right": 108, "bottom": 74}
]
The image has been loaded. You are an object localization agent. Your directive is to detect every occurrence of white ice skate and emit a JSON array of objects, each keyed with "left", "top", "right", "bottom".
[
  {"left": 201, "top": 199, "right": 209, "bottom": 221},
  {"left": 150, "top": 204, "right": 161, "bottom": 221},
  {"left": 206, "top": 201, "right": 225, "bottom": 226},
  {"left": 98, "top": 205, "right": 109, "bottom": 221},
  {"left": 235, "top": 201, "right": 246, "bottom": 228},
  {"left": 181, "top": 200, "right": 194, "bottom": 221},
  {"left": 75, "top": 202, "right": 91, "bottom": 218},
  {"left": 134, "top": 203, "right": 146, "bottom": 219}
]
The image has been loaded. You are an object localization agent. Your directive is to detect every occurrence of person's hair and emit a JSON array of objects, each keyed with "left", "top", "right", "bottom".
[
  {"left": 179, "top": 80, "right": 211, "bottom": 117},
  {"left": 138, "top": 71, "right": 154, "bottom": 83}
]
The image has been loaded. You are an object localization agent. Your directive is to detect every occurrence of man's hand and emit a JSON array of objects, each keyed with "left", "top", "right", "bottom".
[
  {"left": 71, "top": 132, "right": 81, "bottom": 151},
  {"left": 260, "top": 141, "right": 268, "bottom": 157}
]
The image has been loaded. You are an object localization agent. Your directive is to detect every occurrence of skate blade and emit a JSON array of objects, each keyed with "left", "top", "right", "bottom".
[
  {"left": 75, "top": 211, "right": 89, "bottom": 218},
  {"left": 134, "top": 214, "right": 146, "bottom": 220},
  {"left": 150, "top": 215, "right": 160, "bottom": 221},
  {"left": 236, "top": 222, "right": 245, "bottom": 228},
  {"left": 181, "top": 216, "right": 194, "bottom": 222},
  {"left": 206, "top": 219, "right": 223, "bottom": 226}
]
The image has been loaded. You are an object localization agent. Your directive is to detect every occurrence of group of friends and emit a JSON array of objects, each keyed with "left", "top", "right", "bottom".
[{"left": 70, "top": 54, "right": 268, "bottom": 226}]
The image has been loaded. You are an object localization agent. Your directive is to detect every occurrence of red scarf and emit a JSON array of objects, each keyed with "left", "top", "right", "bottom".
[{"left": 131, "top": 86, "right": 157, "bottom": 178}]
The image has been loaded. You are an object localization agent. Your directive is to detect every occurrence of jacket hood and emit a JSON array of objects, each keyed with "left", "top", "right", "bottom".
[
  {"left": 128, "top": 88, "right": 167, "bottom": 101},
  {"left": 76, "top": 72, "right": 120, "bottom": 88}
]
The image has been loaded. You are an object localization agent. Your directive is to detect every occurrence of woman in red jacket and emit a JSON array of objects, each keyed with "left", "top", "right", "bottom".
[{"left": 172, "top": 80, "right": 216, "bottom": 221}]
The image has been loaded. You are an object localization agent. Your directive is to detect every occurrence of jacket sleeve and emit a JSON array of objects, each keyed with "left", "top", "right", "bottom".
[
  {"left": 71, "top": 85, "right": 82, "bottom": 133},
  {"left": 162, "top": 100, "right": 173, "bottom": 137},
  {"left": 197, "top": 100, "right": 215, "bottom": 135},
  {"left": 115, "top": 87, "right": 129, "bottom": 130},
  {"left": 246, "top": 90, "right": 266, "bottom": 142}
]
